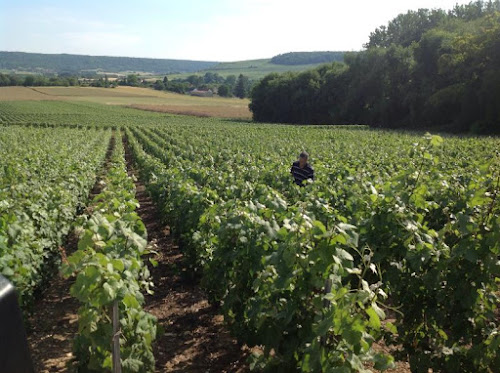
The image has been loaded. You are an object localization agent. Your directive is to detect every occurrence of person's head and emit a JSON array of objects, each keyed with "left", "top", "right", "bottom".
[{"left": 299, "top": 151, "right": 309, "bottom": 168}]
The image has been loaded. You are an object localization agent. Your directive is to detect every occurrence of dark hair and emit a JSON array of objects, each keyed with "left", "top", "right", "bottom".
[{"left": 299, "top": 151, "right": 309, "bottom": 159}]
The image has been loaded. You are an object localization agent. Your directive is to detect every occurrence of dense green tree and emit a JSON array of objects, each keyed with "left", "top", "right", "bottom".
[
  {"left": 250, "top": 1, "right": 500, "bottom": 134},
  {"left": 224, "top": 75, "right": 236, "bottom": 86},
  {"left": 126, "top": 74, "right": 139, "bottom": 86},
  {"left": 153, "top": 80, "right": 165, "bottom": 91},
  {"left": 365, "top": 9, "right": 447, "bottom": 48},
  {"left": 35, "top": 76, "right": 49, "bottom": 86},
  {"left": 9, "top": 75, "right": 20, "bottom": 86},
  {"left": 23, "top": 75, "right": 35, "bottom": 86},
  {"left": 203, "top": 72, "right": 224, "bottom": 84},
  {"left": 92, "top": 77, "right": 105, "bottom": 87},
  {"left": 186, "top": 74, "right": 203, "bottom": 86},
  {"left": 217, "top": 84, "right": 231, "bottom": 97},
  {"left": 0, "top": 73, "right": 10, "bottom": 86},
  {"left": 451, "top": 0, "right": 500, "bottom": 20},
  {"left": 166, "top": 81, "right": 189, "bottom": 94},
  {"left": 234, "top": 74, "right": 249, "bottom": 98},
  {"left": 0, "top": 73, "right": 80, "bottom": 87},
  {"left": 365, "top": 1, "right": 500, "bottom": 49},
  {"left": 67, "top": 77, "right": 79, "bottom": 86},
  {"left": 249, "top": 73, "right": 293, "bottom": 122},
  {"left": 270, "top": 51, "right": 345, "bottom": 65}
]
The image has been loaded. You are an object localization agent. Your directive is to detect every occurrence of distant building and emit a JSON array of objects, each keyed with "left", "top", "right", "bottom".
[{"left": 189, "top": 88, "right": 213, "bottom": 97}]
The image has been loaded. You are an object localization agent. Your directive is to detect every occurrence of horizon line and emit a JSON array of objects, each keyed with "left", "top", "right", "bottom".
[{"left": 0, "top": 49, "right": 361, "bottom": 64}]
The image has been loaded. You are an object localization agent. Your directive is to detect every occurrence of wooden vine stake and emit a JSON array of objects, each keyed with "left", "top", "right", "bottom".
[{"left": 112, "top": 299, "right": 122, "bottom": 373}]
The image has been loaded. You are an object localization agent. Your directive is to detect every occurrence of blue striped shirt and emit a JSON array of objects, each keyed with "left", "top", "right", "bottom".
[{"left": 291, "top": 161, "right": 314, "bottom": 186}]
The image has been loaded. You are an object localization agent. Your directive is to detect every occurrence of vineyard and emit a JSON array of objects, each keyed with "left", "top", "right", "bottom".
[
  {"left": 0, "top": 125, "right": 110, "bottom": 307},
  {"left": 0, "top": 100, "right": 499, "bottom": 372}
]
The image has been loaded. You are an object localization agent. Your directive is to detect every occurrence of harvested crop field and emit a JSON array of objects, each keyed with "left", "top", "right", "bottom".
[
  {"left": 0, "top": 86, "right": 251, "bottom": 118},
  {"left": 0, "top": 87, "right": 62, "bottom": 100}
]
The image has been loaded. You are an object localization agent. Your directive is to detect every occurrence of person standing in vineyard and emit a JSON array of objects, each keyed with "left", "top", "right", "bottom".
[{"left": 291, "top": 151, "right": 314, "bottom": 186}]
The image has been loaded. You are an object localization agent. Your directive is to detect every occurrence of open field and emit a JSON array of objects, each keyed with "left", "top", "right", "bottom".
[
  {"left": 0, "top": 86, "right": 66, "bottom": 101},
  {"left": 168, "top": 58, "right": 334, "bottom": 80},
  {"left": 0, "top": 86, "right": 252, "bottom": 119}
]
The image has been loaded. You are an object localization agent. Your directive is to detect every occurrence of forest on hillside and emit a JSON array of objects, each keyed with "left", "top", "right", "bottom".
[
  {"left": 270, "top": 51, "right": 345, "bottom": 65},
  {"left": 0, "top": 51, "right": 217, "bottom": 75},
  {"left": 250, "top": 0, "right": 500, "bottom": 134}
]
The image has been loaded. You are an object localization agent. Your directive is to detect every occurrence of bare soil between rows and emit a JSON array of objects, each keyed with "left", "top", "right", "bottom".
[
  {"left": 26, "top": 131, "right": 409, "bottom": 373},
  {"left": 26, "top": 133, "right": 116, "bottom": 372},
  {"left": 27, "top": 133, "right": 248, "bottom": 372},
  {"left": 123, "top": 135, "right": 249, "bottom": 372}
]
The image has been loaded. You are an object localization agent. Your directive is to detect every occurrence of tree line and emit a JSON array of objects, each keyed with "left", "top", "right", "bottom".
[
  {"left": 250, "top": 1, "right": 500, "bottom": 134},
  {"left": 0, "top": 71, "right": 254, "bottom": 98},
  {"left": 0, "top": 73, "right": 80, "bottom": 87},
  {"left": 150, "top": 72, "right": 253, "bottom": 98},
  {"left": 270, "top": 51, "right": 345, "bottom": 65},
  {"left": 0, "top": 72, "right": 121, "bottom": 88}
]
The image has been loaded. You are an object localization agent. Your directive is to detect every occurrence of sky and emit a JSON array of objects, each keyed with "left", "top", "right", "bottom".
[{"left": 0, "top": 0, "right": 475, "bottom": 62}]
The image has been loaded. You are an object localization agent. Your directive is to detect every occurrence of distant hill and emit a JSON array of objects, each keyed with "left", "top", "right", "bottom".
[
  {"left": 173, "top": 52, "right": 348, "bottom": 80},
  {"left": 0, "top": 51, "right": 218, "bottom": 75},
  {"left": 0, "top": 50, "right": 349, "bottom": 80},
  {"left": 270, "top": 51, "right": 345, "bottom": 65}
]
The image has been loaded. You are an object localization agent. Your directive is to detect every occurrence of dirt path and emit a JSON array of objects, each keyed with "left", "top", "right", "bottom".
[
  {"left": 121, "top": 135, "right": 410, "bottom": 373},
  {"left": 26, "top": 129, "right": 409, "bottom": 373},
  {"left": 123, "top": 135, "right": 249, "bottom": 373},
  {"left": 26, "top": 232, "right": 80, "bottom": 372},
  {"left": 26, "top": 133, "right": 116, "bottom": 372}
]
